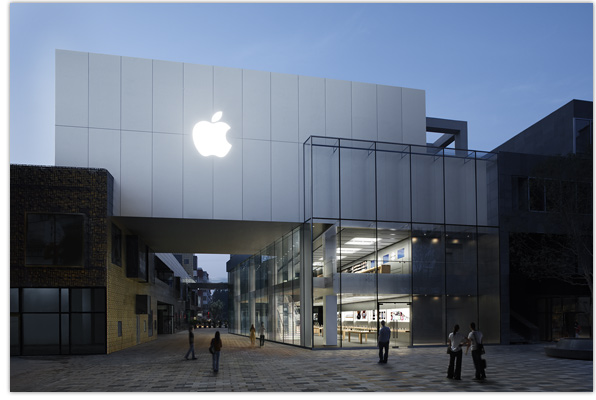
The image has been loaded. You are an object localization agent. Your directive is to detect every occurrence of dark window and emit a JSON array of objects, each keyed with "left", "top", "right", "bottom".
[
  {"left": 118, "top": 321, "right": 122, "bottom": 337},
  {"left": 577, "top": 182, "right": 592, "bottom": 214},
  {"left": 560, "top": 181, "right": 578, "bottom": 213},
  {"left": 545, "top": 179, "right": 560, "bottom": 212},
  {"left": 529, "top": 178, "right": 546, "bottom": 212},
  {"left": 26, "top": 213, "right": 84, "bottom": 266},
  {"left": 575, "top": 118, "right": 592, "bottom": 155},
  {"left": 111, "top": 224, "right": 122, "bottom": 266}
]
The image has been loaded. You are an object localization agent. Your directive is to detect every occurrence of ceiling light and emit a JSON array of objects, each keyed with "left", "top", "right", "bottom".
[
  {"left": 337, "top": 248, "right": 361, "bottom": 254},
  {"left": 345, "top": 238, "right": 380, "bottom": 245}
]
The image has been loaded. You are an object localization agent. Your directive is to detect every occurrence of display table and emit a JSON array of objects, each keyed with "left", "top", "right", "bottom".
[{"left": 341, "top": 328, "right": 375, "bottom": 344}]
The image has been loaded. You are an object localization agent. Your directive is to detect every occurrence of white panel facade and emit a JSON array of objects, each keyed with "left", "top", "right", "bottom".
[
  {"left": 89, "top": 53, "right": 120, "bottom": 130},
  {"left": 352, "top": 82, "right": 378, "bottom": 141},
  {"left": 56, "top": 50, "right": 428, "bottom": 223},
  {"left": 325, "top": 79, "right": 352, "bottom": 139},
  {"left": 402, "top": 88, "right": 426, "bottom": 145},
  {"left": 271, "top": 72, "right": 298, "bottom": 143},
  {"left": 183, "top": 132, "right": 213, "bottom": 219},
  {"left": 272, "top": 141, "right": 300, "bottom": 222},
  {"left": 56, "top": 50, "right": 88, "bottom": 127},
  {"left": 299, "top": 76, "right": 326, "bottom": 144},
  {"left": 153, "top": 60, "right": 183, "bottom": 134},
  {"left": 121, "top": 131, "right": 152, "bottom": 217},
  {"left": 55, "top": 126, "right": 88, "bottom": 167},
  {"left": 153, "top": 133, "right": 183, "bottom": 218},
  {"left": 214, "top": 66, "right": 242, "bottom": 140},
  {"left": 121, "top": 57, "right": 152, "bottom": 132},
  {"left": 213, "top": 137, "right": 243, "bottom": 220},
  {"left": 89, "top": 128, "right": 121, "bottom": 216},
  {"left": 243, "top": 70, "right": 271, "bottom": 141},
  {"left": 377, "top": 85, "right": 403, "bottom": 143},
  {"left": 243, "top": 140, "right": 271, "bottom": 221},
  {"left": 184, "top": 64, "right": 214, "bottom": 135}
]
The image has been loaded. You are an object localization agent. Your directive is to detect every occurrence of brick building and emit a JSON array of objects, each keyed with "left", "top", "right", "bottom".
[{"left": 10, "top": 165, "right": 196, "bottom": 355}]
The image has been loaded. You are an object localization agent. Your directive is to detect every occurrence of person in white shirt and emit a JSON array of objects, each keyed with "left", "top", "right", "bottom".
[
  {"left": 258, "top": 322, "right": 266, "bottom": 347},
  {"left": 447, "top": 324, "right": 469, "bottom": 380},
  {"left": 466, "top": 322, "right": 486, "bottom": 380}
]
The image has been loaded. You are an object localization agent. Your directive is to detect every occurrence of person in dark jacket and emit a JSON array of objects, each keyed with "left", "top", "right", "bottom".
[
  {"left": 378, "top": 320, "right": 391, "bottom": 363},
  {"left": 184, "top": 324, "right": 197, "bottom": 360},
  {"left": 211, "top": 331, "right": 223, "bottom": 372}
]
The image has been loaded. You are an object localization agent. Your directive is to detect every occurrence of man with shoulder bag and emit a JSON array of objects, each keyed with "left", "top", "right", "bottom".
[{"left": 466, "top": 322, "right": 486, "bottom": 381}]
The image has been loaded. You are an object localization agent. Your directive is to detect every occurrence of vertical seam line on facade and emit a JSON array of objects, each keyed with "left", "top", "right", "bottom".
[
  {"left": 241, "top": 69, "right": 244, "bottom": 221},
  {"left": 375, "top": 85, "right": 379, "bottom": 142},
  {"left": 270, "top": 72, "right": 273, "bottom": 222},
  {"left": 350, "top": 82, "right": 353, "bottom": 139},
  {"left": 212, "top": 66, "right": 215, "bottom": 219},
  {"left": 182, "top": 63, "right": 185, "bottom": 217},
  {"left": 119, "top": 56, "right": 122, "bottom": 216},
  {"left": 324, "top": 78, "right": 327, "bottom": 138},
  {"left": 151, "top": 60, "right": 154, "bottom": 216}
]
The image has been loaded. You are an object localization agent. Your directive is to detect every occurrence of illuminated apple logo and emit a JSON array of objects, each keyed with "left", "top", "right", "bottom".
[{"left": 192, "top": 111, "right": 232, "bottom": 157}]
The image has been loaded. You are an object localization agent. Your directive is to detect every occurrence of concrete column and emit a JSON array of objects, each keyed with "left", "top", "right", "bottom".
[
  {"left": 323, "top": 227, "right": 337, "bottom": 278},
  {"left": 324, "top": 295, "right": 338, "bottom": 346}
]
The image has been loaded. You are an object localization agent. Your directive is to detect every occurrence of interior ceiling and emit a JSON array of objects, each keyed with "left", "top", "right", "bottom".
[
  {"left": 313, "top": 224, "right": 411, "bottom": 266},
  {"left": 113, "top": 216, "right": 300, "bottom": 254}
]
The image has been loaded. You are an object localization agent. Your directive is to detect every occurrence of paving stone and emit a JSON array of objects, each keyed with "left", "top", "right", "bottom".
[{"left": 10, "top": 329, "right": 593, "bottom": 392}]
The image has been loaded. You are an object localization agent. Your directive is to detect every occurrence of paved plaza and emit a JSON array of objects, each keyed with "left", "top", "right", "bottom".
[{"left": 10, "top": 328, "right": 593, "bottom": 392}]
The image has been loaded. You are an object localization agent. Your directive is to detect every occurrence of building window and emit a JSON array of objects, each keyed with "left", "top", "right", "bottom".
[
  {"left": 26, "top": 213, "right": 85, "bottom": 266},
  {"left": 529, "top": 178, "right": 546, "bottom": 212},
  {"left": 574, "top": 118, "right": 592, "bottom": 155},
  {"left": 118, "top": 321, "right": 122, "bottom": 337},
  {"left": 577, "top": 182, "right": 592, "bottom": 214},
  {"left": 111, "top": 224, "right": 122, "bottom": 266}
]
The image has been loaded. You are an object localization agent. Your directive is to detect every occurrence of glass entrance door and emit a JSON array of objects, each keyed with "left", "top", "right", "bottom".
[{"left": 378, "top": 302, "right": 411, "bottom": 348}]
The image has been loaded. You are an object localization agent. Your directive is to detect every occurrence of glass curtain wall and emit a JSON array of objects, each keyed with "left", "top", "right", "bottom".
[
  {"left": 230, "top": 137, "right": 500, "bottom": 349},
  {"left": 305, "top": 136, "right": 500, "bottom": 348},
  {"left": 229, "top": 227, "right": 303, "bottom": 347}
]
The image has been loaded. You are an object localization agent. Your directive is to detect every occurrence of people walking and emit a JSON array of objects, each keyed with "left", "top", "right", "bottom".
[
  {"left": 447, "top": 324, "right": 468, "bottom": 380},
  {"left": 210, "top": 331, "right": 223, "bottom": 372},
  {"left": 250, "top": 324, "right": 256, "bottom": 347},
  {"left": 184, "top": 324, "right": 197, "bottom": 360},
  {"left": 259, "top": 322, "right": 266, "bottom": 347},
  {"left": 467, "top": 322, "right": 486, "bottom": 380},
  {"left": 377, "top": 320, "right": 391, "bottom": 363}
]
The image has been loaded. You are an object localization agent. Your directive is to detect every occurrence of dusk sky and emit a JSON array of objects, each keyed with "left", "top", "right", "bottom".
[{"left": 6, "top": 2, "right": 593, "bottom": 281}]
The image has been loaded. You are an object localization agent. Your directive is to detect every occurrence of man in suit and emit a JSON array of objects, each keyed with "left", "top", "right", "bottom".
[{"left": 378, "top": 320, "right": 391, "bottom": 363}]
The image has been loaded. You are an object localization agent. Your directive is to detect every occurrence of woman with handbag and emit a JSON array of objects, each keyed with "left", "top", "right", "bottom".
[
  {"left": 447, "top": 324, "right": 468, "bottom": 380},
  {"left": 210, "top": 331, "right": 223, "bottom": 373},
  {"left": 467, "top": 322, "right": 486, "bottom": 380}
]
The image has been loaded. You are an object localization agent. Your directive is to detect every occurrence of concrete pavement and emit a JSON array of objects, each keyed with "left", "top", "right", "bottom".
[{"left": 10, "top": 328, "right": 593, "bottom": 392}]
